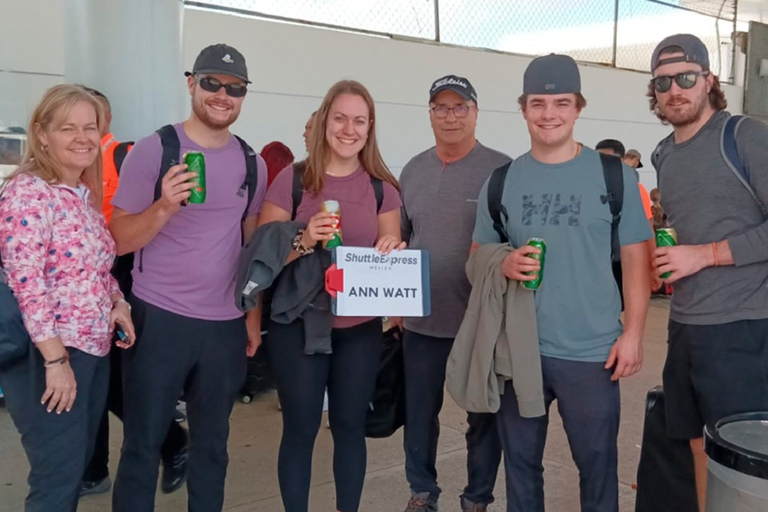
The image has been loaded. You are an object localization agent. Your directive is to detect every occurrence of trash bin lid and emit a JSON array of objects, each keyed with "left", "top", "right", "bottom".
[{"left": 704, "top": 412, "right": 768, "bottom": 480}]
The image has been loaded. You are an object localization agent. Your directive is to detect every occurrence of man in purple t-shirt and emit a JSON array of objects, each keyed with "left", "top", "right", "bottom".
[{"left": 109, "top": 44, "right": 267, "bottom": 512}]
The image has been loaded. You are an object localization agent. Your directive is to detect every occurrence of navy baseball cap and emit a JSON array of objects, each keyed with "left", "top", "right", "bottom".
[
  {"left": 595, "top": 139, "right": 626, "bottom": 158},
  {"left": 429, "top": 75, "right": 478, "bottom": 104},
  {"left": 523, "top": 54, "right": 581, "bottom": 95},
  {"left": 185, "top": 44, "right": 250, "bottom": 83},
  {"left": 651, "top": 34, "right": 710, "bottom": 73}
]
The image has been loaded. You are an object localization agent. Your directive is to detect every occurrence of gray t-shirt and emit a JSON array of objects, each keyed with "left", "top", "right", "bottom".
[
  {"left": 473, "top": 147, "right": 652, "bottom": 362},
  {"left": 400, "top": 142, "right": 511, "bottom": 338},
  {"left": 655, "top": 110, "right": 768, "bottom": 325}
]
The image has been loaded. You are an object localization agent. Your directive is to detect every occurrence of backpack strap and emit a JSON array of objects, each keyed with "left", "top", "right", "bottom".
[
  {"left": 291, "top": 162, "right": 305, "bottom": 221},
  {"left": 154, "top": 124, "right": 180, "bottom": 202},
  {"left": 371, "top": 177, "right": 384, "bottom": 213},
  {"left": 487, "top": 162, "right": 512, "bottom": 244},
  {"left": 599, "top": 153, "right": 624, "bottom": 263},
  {"left": 721, "top": 115, "right": 768, "bottom": 218},
  {"left": 112, "top": 141, "right": 133, "bottom": 175},
  {"left": 234, "top": 135, "right": 259, "bottom": 222}
]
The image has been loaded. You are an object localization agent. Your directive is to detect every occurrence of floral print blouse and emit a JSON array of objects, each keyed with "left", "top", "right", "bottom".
[{"left": 0, "top": 173, "right": 121, "bottom": 357}]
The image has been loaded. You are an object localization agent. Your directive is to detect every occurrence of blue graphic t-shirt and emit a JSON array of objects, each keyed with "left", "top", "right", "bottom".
[{"left": 473, "top": 147, "right": 652, "bottom": 362}]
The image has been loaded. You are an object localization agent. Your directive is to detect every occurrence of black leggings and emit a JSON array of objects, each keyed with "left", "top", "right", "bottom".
[{"left": 268, "top": 318, "right": 383, "bottom": 512}]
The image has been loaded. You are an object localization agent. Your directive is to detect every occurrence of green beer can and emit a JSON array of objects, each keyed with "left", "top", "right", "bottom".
[
  {"left": 522, "top": 238, "right": 546, "bottom": 290},
  {"left": 184, "top": 151, "right": 206, "bottom": 204},
  {"left": 321, "top": 200, "right": 342, "bottom": 250},
  {"left": 655, "top": 228, "right": 678, "bottom": 279}
]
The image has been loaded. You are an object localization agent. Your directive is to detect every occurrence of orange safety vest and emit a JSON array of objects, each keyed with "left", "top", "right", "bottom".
[{"left": 101, "top": 133, "right": 122, "bottom": 224}]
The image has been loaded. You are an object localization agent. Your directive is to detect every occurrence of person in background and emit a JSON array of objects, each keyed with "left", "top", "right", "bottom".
[
  {"left": 261, "top": 141, "right": 295, "bottom": 188},
  {"left": 595, "top": 139, "right": 659, "bottom": 296},
  {"left": 303, "top": 111, "right": 316, "bottom": 153},
  {"left": 0, "top": 84, "right": 135, "bottom": 512},
  {"left": 256, "top": 79, "right": 403, "bottom": 512}
]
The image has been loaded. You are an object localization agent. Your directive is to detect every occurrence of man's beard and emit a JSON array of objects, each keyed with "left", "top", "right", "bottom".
[
  {"left": 192, "top": 99, "right": 238, "bottom": 130},
  {"left": 662, "top": 91, "right": 708, "bottom": 128}
]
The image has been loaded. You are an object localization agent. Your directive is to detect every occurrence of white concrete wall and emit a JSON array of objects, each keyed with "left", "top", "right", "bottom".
[{"left": 1, "top": 2, "right": 745, "bottom": 190}]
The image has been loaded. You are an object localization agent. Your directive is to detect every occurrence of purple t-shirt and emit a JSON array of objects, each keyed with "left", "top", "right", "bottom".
[
  {"left": 266, "top": 164, "right": 401, "bottom": 328},
  {"left": 112, "top": 123, "right": 267, "bottom": 320}
]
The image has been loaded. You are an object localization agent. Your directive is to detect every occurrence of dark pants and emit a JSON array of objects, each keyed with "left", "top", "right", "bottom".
[
  {"left": 402, "top": 330, "right": 502, "bottom": 505},
  {"left": 268, "top": 318, "right": 383, "bottom": 512},
  {"left": 497, "top": 356, "right": 620, "bottom": 512},
  {"left": 112, "top": 297, "right": 247, "bottom": 512},
  {"left": 663, "top": 318, "right": 768, "bottom": 440},
  {"left": 0, "top": 347, "right": 109, "bottom": 512},
  {"left": 84, "top": 344, "right": 188, "bottom": 481}
]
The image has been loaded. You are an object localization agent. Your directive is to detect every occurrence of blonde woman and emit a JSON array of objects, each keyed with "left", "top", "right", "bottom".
[{"left": 0, "top": 84, "right": 134, "bottom": 512}]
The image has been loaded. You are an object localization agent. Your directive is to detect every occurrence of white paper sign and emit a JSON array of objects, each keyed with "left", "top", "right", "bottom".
[{"left": 328, "top": 247, "right": 430, "bottom": 317}]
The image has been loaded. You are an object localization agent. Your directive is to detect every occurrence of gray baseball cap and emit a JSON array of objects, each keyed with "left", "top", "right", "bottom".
[
  {"left": 626, "top": 149, "right": 643, "bottom": 168},
  {"left": 651, "top": 34, "right": 710, "bottom": 73},
  {"left": 429, "top": 75, "right": 478, "bottom": 104},
  {"left": 523, "top": 54, "right": 581, "bottom": 95},
  {"left": 185, "top": 44, "right": 250, "bottom": 83}
]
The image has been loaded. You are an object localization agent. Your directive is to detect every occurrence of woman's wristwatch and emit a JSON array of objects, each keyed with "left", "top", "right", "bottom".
[{"left": 292, "top": 229, "right": 315, "bottom": 256}]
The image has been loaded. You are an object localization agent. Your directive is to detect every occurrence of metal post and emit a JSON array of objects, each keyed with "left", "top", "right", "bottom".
[
  {"left": 612, "top": 0, "right": 619, "bottom": 67},
  {"left": 434, "top": 0, "right": 440, "bottom": 42},
  {"left": 731, "top": 0, "right": 739, "bottom": 83}
]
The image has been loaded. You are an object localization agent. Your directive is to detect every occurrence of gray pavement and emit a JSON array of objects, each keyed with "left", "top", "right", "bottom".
[{"left": 0, "top": 297, "right": 672, "bottom": 512}]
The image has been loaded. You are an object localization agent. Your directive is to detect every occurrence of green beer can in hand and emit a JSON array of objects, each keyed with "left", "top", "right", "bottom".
[
  {"left": 184, "top": 151, "right": 206, "bottom": 204},
  {"left": 655, "top": 228, "right": 678, "bottom": 279},
  {"left": 321, "top": 200, "right": 342, "bottom": 250},
  {"left": 522, "top": 238, "right": 546, "bottom": 290}
]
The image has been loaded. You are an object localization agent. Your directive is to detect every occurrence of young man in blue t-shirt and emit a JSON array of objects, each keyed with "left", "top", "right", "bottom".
[{"left": 471, "top": 54, "right": 652, "bottom": 512}]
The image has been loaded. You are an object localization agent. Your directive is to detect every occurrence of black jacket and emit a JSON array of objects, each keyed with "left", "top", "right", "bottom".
[{"left": 236, "top": 221, "right": 333, "bottom": 355}]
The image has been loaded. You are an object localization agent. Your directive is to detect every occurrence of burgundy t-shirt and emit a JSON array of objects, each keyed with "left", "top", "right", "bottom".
[{"left": 266, "top": 164, "right": 401, "bottom": 328}]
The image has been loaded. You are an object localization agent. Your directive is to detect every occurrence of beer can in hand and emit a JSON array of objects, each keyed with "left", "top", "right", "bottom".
[
  {"left": 321, "top": 200, "right": 342, "bottom": 250},
  {"left": 184, "top": 151, "right": 206, "bottom": 204},
  {"left": 522, "top": 238, "right": 546, "bottom": 290},
  {"left": 655, "top": 228, "right": 678, "bottom": 279}
]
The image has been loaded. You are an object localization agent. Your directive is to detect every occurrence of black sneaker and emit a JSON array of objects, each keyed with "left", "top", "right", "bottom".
[
  {"left": 460, "top": 497, "right": 488, "bottom": 512},
  {"left": 79, "top": 476, "right": 111, "bottom": 496},
  {"left": 404, "top": 492, "right": 438, "bottom": 512}
]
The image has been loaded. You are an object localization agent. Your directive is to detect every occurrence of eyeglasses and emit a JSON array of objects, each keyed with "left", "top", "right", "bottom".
[
  {"left": 430, "top": 105, "right": 473, "bottom": 119},
  {"left": 197, "top": 76, "right": 248, "bottom": 98},
  {"left": 651, "top": 71, "right": 709, "bottom": 93}
]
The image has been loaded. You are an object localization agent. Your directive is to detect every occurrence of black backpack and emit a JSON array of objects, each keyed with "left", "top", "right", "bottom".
[
  {"left": 487, "top": 152, "right": 624, "bottom": 263},
  {"left": 113, "top": 125, "right": 259, "bottom": 294}
]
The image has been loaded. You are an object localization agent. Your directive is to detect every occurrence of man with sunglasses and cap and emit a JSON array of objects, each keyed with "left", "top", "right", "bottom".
[
  {"left": 649, "top": 33, "right": 768, "bottom": 511},
  {"left": 110, "top": 43, "right": 267, "bottom": 512},
  {"left": 472, "top": 54, "right": 652, "bottom": 512},
  {"left": 397, "top": 75, "right": 509, "bottom": 512}
]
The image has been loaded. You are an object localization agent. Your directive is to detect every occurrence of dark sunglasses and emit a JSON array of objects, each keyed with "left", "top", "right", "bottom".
[
  {"left": 651, "top": 71, "right": 709, "bottom": 93},
  {"left": 197, "top": 76, "right": 248, "bottom": 98}
]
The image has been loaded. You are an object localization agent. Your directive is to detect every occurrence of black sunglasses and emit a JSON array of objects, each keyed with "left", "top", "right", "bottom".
[
  {"left": 197, "top": 76, "right": 248, "bottom": 98},
  {"left": 651, "top": 71, "right": 709, "bottom": 93}
]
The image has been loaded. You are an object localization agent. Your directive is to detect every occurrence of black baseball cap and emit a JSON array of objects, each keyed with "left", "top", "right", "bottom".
[
  {"left": 651, "top": 34, "right": 710, "bottom": 73},
  {"left": 595, "top": 139, "right": 626, "bottom": 158},
  {"left": 185, "top": 44, "right": 250, "bottom": 83},
  {"left": 429, "top": 75, "right": 478, "bottom": 104},
  {"left": 523, "top": 54, "right": 581, "bottom": 95}
]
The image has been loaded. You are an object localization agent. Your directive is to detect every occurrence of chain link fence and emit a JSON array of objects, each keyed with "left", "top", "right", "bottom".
[{"left": 189, "top": 0, "right": 739, "bottom": 78}]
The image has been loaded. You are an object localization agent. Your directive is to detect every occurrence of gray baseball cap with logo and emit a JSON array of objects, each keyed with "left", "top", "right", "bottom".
[
  {"left": 523, "top": 54, "right": 581, "bottom": 95},
  {"left": 650, "top": 34, "right": 710, "bottom": 73},
  {"left": 185, "top": 43, "right": 250, "bottom": 83}
]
